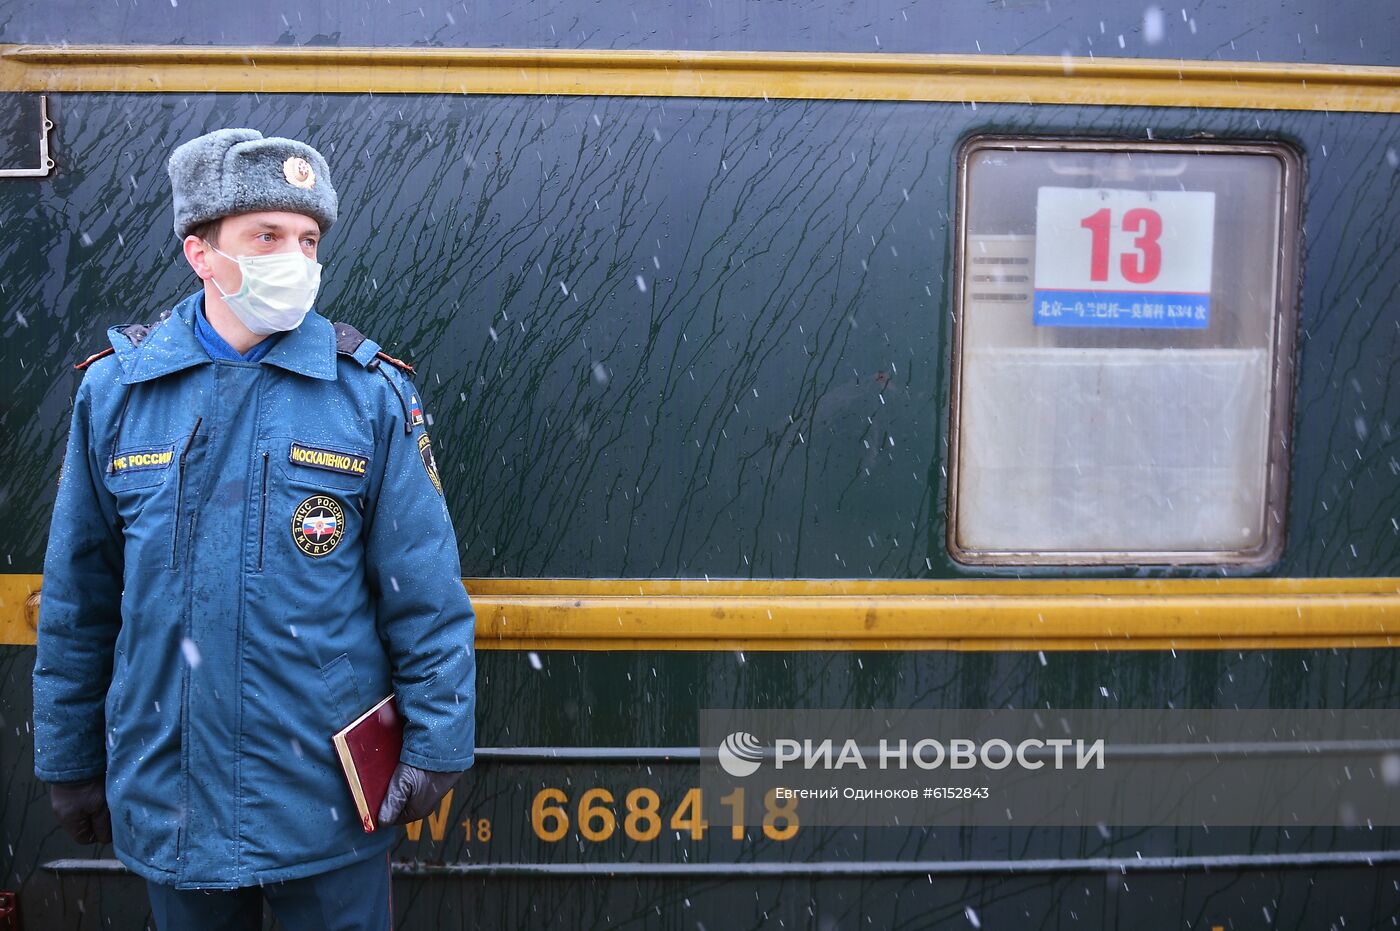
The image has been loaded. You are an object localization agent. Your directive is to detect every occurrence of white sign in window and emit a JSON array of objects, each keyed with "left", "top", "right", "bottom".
[
  {"left": 1034, "top": 187, "right": 1215, "bottom": 329},
  {"left": 950, "top": 139, "right": 1300, "bottom": 565}
]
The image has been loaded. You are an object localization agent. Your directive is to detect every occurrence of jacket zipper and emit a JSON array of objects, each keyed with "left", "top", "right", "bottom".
[
  {"left": 257, "top": 451, "right": 269, "bottom": 571},
  {"left": 171, "top": 416, "right": 203, "bottom": 567}
]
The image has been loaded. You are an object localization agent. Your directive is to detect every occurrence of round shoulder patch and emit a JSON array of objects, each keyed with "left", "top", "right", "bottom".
[
  {"left": 418, "top": 433, "right": 443, "bottom": 496},
  {"left": 292, "top": 494, "right": 344, "bottom": 557}
]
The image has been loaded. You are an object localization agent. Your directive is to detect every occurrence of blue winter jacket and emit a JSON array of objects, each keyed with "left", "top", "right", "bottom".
[{"left": 33, "top": 290, "right": 477, "bottom": 889}]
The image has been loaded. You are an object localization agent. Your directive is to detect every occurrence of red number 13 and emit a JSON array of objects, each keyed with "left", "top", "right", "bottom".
[{"left": 1079, "top": 207, "right": 1163, "bottom": 284}]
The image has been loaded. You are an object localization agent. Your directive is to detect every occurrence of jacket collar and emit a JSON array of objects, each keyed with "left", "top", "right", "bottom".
[
  {"left": 257, "top": 305, "right": 338, "bottom": 380},
  {"left": 112, "top": 291, "right": 338, "bottom": 384}
]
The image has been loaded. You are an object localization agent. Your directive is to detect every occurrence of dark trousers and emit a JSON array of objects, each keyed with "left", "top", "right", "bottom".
[{"left": 146, "top": 852, "right": 392, "bottom": 931}]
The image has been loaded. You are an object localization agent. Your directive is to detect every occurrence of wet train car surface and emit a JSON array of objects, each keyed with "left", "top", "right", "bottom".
[{"left": 1, "top": 0, "right": 1399, "bottom": 928}]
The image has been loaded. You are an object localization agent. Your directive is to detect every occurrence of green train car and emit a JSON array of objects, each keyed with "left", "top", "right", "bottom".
[{"left": 1, "top": 0, "right": 1399, "bottom": 927}]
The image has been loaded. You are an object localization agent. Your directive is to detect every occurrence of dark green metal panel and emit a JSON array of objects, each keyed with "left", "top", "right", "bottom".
[
  {"left": 0, "top": 93, "right": 1397, "bottom": 579},
  {"left": 6, "top": 647, "right": 1400, "bottom": 927}
]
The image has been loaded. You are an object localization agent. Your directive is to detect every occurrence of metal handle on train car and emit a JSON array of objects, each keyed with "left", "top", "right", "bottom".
[{"left": 0, "top": 95, "right": 55, "bottom": 179}]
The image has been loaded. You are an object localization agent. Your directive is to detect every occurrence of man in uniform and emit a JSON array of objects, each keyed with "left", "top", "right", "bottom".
[{"left": 32, "top": 128, "right": 477, "bottom": 929}]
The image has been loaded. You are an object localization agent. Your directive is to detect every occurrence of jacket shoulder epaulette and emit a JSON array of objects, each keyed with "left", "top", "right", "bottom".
[
  {"left": 333, "top": 321, "right": 418, "bottom": 433},
  {"left": 118, "top": 321, "right": 157, "bottom": 347},
  {"left": 332, "top": 321, "right": 369, "bottom": 360},
  {"left": 332, "top": 320, "right": 415, "bottom": 376},
  {"left": 331, "top": 321, "right": 415, "bottom": 375},
  {"left": 73, "top": 320, "right": 161, "bottom": 371}
]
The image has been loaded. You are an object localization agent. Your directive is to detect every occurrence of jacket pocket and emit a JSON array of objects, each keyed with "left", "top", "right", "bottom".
[
  {"left": 168, "top": 417, "right": 204, "bottom": 569},
  {"left": 257, "top": 451, "right": 269, "bottom": 571},
  {"left": 318, "top": 653, "right": 365, "bottom": 728}
]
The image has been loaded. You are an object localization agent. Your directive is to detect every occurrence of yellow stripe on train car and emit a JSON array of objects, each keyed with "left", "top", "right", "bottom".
[
  {"left": 0, "top": 45, "right": 1398, "bottom": 113},
  {"left": 3, "top": 574, "right": 1399, "bottom": 651}
]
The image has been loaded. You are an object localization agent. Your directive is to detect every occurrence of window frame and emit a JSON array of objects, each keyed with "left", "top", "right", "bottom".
[{"left": 946, "top": 135, "right": 1303, "bottom": 567}]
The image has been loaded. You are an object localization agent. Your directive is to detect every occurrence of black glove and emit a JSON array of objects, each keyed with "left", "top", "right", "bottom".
[
  {"left": 377, "top": 763, "right": 460, "bottom": 826},
  {"left": 50, "top": 778, "right": 111, "bottom": 844}
]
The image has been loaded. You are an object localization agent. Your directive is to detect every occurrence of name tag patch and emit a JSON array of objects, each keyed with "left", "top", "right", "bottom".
[
  {"left": 289, "top": 442, "right": 368, "bottom": 478},
  {"left": 109, "top": 445, "right": 175, "bottom": 475}
]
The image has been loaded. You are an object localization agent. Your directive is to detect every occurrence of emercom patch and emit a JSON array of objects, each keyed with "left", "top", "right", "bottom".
[
  {"left": 417, "top": 433, "right": 443, "bottom": 496},
  {"left": 109, "top": 444, "right": 176, "bottom": 475},
  {"left": 289, "top": 442, "right": 369, "bottom": 478},
  {"left": 292, "top": 494, "right": 345, "bottom": 557}
]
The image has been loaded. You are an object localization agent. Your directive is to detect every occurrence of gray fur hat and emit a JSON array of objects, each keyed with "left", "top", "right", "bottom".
[{"left": 167, "top": 128, "right": 338, "bottom": 238}]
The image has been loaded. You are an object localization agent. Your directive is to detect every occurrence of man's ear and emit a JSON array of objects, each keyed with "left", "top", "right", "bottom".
[{"left": 182, "top": 235, "right": 214, "bottom": 281}]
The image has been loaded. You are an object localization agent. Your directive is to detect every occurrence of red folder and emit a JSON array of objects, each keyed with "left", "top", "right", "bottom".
[{"left": 331, "top": 694, "right": 403, "bottom": 833}]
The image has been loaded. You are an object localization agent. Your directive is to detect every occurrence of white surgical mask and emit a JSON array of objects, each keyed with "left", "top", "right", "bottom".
[{"left": 207, "top": 243, "right": 322, "bottom": 335}]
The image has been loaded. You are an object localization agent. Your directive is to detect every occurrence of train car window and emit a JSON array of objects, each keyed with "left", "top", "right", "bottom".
[{"left": 949, "top": 138, "right": 1301, "bottom": 566}]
